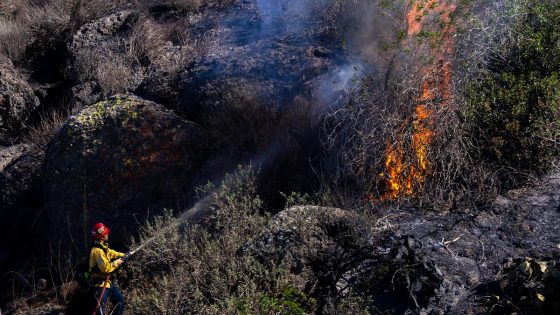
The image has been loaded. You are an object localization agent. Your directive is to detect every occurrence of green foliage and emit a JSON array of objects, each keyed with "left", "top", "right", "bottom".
[
  {"left": 280, "top": 190, "right": 332, "bottom": 208},
  {"left": 235, "top": 285, "right": 316, "bottom": 315},
  {"left": 280, "top": 191, "right": 313, "bottom": 208},
  {"left": 466, "top": 0, "right": 560, "bottom": 182},
  {"left": 124, "top": 166, "right": 320, "bottom": 314}
]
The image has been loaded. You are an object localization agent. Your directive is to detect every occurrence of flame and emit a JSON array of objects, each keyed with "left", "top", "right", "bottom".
[{"left": 380, "top": 0, "right": 455, "bottom": 201}]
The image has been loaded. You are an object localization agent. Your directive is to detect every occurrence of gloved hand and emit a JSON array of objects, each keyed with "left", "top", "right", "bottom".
[{"left": 114, "top": 258, "right": 125, "bottom": 267}]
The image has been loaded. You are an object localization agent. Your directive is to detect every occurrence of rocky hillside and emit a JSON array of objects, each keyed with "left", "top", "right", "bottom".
[{"left": 1, "top": 0, "right": 559, "bottom": 314}]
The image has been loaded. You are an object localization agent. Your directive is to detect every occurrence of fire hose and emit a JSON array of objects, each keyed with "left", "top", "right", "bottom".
[
  {"left": 91, "top": 274, "right": 111, "bottom": 315},
  {"left": 122, "top": 238, "right": 152, "bottom": 261}
]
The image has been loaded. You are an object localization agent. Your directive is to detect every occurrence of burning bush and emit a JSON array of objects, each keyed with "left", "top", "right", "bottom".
[
  {"left": 324, "top": 0, "right": 468, "bottom": 206},
  {"left": 325, "top": 0, "right": 560, "bottom": 207}
]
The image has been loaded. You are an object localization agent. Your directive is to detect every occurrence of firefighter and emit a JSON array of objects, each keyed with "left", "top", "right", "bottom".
[{"left": 89, "top": 222, "right": 125, "bottom": 315}]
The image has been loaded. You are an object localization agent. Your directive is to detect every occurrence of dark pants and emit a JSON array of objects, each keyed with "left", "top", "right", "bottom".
[{"left": 94, "top": 285, "right": 125, "bottom": 315}]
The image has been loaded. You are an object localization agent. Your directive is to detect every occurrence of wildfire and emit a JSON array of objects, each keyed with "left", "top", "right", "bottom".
[{"left": 380, "top": 0, "right": 455, "bottom": 200}]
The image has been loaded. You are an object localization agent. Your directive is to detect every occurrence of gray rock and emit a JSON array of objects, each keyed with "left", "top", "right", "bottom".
[
  {"left": 244, "top": 206, "right": 442, "bottom": 312},
  {"left": 177, "top": 0, "right": 340, "bottom": 118},
  {"left": 135, "top": 45, "right": 189, "bottom": 105},
  {"left": 0, "top": 144, "right": 44, "bottom": 266},
  {"left": 244, "top": 206, "right": 366, "bottom": 262},
  {"left": 44, "top": 95, "right": 203, "bottom": 255},
  {"left": 68, "top": 81, "right": 103, "bottom": 114},
  {"left": 0, "top": 143, "right": 29, "bottom": 170},
  {"left": 0, "top": 57, "right": 41, "bottom": 146},
  {"left": 0, "top": 144, "right": 43, "bottom": 211},
  {"left": 66, "top": 10, "right": 142, "bottom": 91},
  {"left": 243, "top": 206, "right": 372, "bottom": 309},
  {"left": 68, "top": 10, "right": 138, "bottom": 54}
]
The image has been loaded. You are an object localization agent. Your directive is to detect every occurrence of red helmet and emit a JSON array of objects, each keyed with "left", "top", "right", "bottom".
[{"left": 91, "top": 222, "right": 110, "bottom": 240}]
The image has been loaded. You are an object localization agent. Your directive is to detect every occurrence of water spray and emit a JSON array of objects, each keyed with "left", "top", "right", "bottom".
[
  {"left": 122, "top": 194, "right": 214, "bottom": 261},
  {"left": 123, "top": 128, "right": 286, "bottom": 261}
]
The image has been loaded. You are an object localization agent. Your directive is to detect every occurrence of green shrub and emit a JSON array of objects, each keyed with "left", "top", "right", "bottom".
[
  {"left": 465, "top": 0, "right": 560, "bottom": 184},
  {"left": 235, "top": 285, "right": 316, "bottom": 315},
  {"left": 124, "top": 166, "right": 311, "bottom": 314}
]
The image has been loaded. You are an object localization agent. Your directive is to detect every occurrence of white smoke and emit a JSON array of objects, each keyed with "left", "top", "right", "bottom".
[
  {"left": 255, "top": 0, "right": 331, "bottom": 34},
  {"left": 316, "top": 63, "right": 364, "bottom": 107},
  {"left": 318, "top": 0, "right": 409, "bottom": 107}
]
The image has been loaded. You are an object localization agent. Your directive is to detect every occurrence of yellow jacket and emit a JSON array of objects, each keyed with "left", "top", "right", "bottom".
[{"left": 89, "top": 241, "right": 125, "bottom": 288}]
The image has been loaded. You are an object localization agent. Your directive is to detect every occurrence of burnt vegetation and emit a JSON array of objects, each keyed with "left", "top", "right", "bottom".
[{"left": 1, "top": 0, "right": 560, "bottom": 314}]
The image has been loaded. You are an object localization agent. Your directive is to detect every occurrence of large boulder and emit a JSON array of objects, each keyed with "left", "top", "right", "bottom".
[
  {"left": 44, "top": 95, "right": 203, "bottom": 255},
  {"left": 243, "top": 206, "right": 376, "bottom": 272},
  {"left": 0, "top": 57, "right": 41, "bottom": 146}
]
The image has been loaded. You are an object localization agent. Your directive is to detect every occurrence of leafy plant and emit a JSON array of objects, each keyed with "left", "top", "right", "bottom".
[{"left": 464, "top": 0, "right": 560, "bottom": 186}]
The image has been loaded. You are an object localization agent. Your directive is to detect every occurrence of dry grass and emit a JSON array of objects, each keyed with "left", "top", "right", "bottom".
[
  {"left": 0, "top": 0, "right": 72, "bottom": 62},
  {"left": 94, "top": 52, "right": 141, "bottom": 96},
  {"left": 127, "top": 15, "right": 197, "bottom": 70},
  {"left": 0, "top": 0, "right": 19, "bottom": 16},
  {"left": 132, "top": 0, "right": 205, "bottom": 12},
  {"left": 0, "top": 18, "right": 29, "bottom": 61},
  {"left": 70, "top": 9, "right": 202, "bottom": 96},
  {"left": 170, "top": 0, "right": 204, "bottom": 11},
  {"left": 0, "top": 0, "right": 207, "bottom": 104},
  {"left": 23, "top": 109, "right": 67, "bottom": 150},
  {"left": 0, "top": 0, "right": 199, "bottom": 63},
  {"left": 72, "top": 45, "right": 141, "bottom": 96},
  {"left": 127, "top": 18, "right": 168, "bottom": 65},
  {"left": 0, "top": 0, "right": 115, "bottom": 63}
]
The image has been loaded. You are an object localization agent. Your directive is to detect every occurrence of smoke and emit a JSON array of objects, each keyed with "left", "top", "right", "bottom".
[
  {"left": 316, "top": 63, "right": 365, "bottom": 107},
  {"left": 255, "top": 0, "right": 331, "bottom": 36},
  {"left": 221, "top": 0, "right": 331, "bottom": 45},
  {"left": 318, "top": 0, "right": 408, "bottom": 103},
  {"left": 204, "top": 0, "right": 405, "bottom": 106}
]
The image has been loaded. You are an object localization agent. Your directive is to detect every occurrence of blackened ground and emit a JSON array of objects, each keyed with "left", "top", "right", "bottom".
[{"left": 370, "top": 170, "right": 560, "bottom": 313}]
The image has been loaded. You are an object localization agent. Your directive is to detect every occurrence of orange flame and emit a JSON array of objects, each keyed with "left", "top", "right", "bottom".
[{"left": 380, "top": 0, "right": 455, "bottom": 201}]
